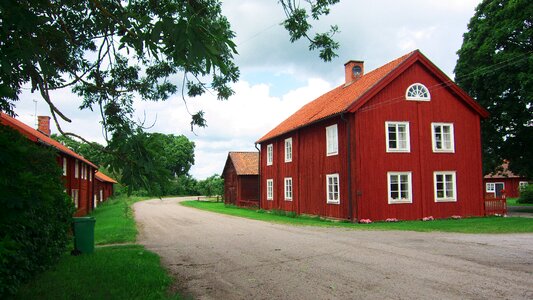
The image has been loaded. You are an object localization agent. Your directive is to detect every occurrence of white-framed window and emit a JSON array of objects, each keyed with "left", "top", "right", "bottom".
[
  {"left": 89, "top": 170, "right": 92, "bottom": 182},
  {"left": 486, "top": 182, "right": 495, "bottom": 193},
  {"left": 266, "top": 179, "right": 273, "bottom": 200},
  {"left": 267, "top": 144, "right": 273, "bottom": 166},
  {"left": 71, "top": 189, "right": 79, "bottom": 209},
  {"left": 284, "top": 177, "right": 293, "bottom": 201},
  {"left": 74, "top": 160, "right": 79, "bottom": 179},
  {"left": 326, "top": 174, "right": 340, "bottom": 204},
  {"left": 434, "top": 171, "right": 457, "bottom": 202},
  {"left": 385, "top": 122, "right": 410, "bottom": 152},
  {"left": 432, "top": 123, "right": 455, "bottom": 153},
  {"left": 81, "top": 164, "right": 86, "bottom": 180},
  {"left": 326, "top": 124, "right": 338, "bottom": 156},
  {"left": 285, "top": 138, "right": 293, "bottom": 162},
  {"left": 388, "top": 172, "right": 412, "bottom": 204},
  {"left": 62, "top": 157, "right": 67, "bottom": 176},
  {"left": 406, "top": 83, "right": 430, "bottom": 101},
  {"left": 519, "top": 181, "right": 528, "bottom": 190}
]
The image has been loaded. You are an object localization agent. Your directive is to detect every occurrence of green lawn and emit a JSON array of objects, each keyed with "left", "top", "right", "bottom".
[
  {"left": 15, "top": 245, "right": 178, "bottom": 300},
  {"left": 181, "top": 200, "right": 533, "bottom": 234},
  {"left": 90, "top": 195, "right": 150, "bottom": 245},
  {"left": 16, "top": 195, "right": 180, "bottom": 300},
  {"left": 507, "top": 198, "right": 533, "bottom": 206}
]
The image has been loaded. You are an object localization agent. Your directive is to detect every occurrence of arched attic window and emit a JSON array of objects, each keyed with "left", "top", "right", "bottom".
[{"left": 406, "top": 83, "right": 430, "bottom": 101}]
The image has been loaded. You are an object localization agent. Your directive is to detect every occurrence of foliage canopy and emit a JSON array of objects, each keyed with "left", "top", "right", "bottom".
[
  {"left": 0, "top": 0, "right": 340, "bottom": 191},
  {"left": 455, "top": 0, "right": 532, "bottom": 177}
]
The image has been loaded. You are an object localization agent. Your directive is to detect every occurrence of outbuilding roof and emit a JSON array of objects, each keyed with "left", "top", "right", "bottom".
[
  {"left": 484, "top": 161, "right": 526, "bottom": 179},
  {"left": 257, "top": 50, "right": 489, "bottom": 143},
  {"left": 95, "top": 171, "right": 118, "bottom": 183},
  {"left": 223, "top": 152, "right": 259, "bottom": 176},
  {"left": 0, "top": 112, "right": 98, "bottom": 168}
]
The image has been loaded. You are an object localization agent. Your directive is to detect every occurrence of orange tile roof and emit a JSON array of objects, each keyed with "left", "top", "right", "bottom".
[
  {"left": 484, "top": 161, "right": 526, "bottom": 179},
  {"left": 95, "top": 171, "right": 118, "bottom": 183},
  {"left": 225, "top": 152, "right": 259, "bottom": 176},
  {"left": 0, "top": 112, "right": 98, "bottom": 168},
  {"left": 257, "top": 51, "right": 415, "bottom": 143}
]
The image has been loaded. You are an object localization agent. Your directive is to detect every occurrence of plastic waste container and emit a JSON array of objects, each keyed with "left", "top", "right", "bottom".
[{"left": 72, "top": 217, "right": 96, "bottom": 254}]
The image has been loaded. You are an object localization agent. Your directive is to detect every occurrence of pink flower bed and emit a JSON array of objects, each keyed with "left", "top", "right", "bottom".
[
  {"left": 359, "top": 219, "right": 372, "bottom": 224},
  {"left": 422, "top": 216, "right": 434, "bottom": 221},
  {"left": 385, "top": 218, "right": 399, "bottom": 222}
]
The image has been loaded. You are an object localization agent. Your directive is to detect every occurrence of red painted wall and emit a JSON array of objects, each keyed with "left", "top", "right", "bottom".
[
  {"left": 259, "top": 61, "right": 485, "bottom": 221},
  {"left": 483, "top": 177, "right": 525, "bottom": 198},
  {"left": 223, "top": 162, "right": 259, "bottom": 204},
  {"left": 354, "top": 61, "right": 484, "bottom": 220},
  {"left": 60, "top": 155, "right": 95, "bottom": 217}
]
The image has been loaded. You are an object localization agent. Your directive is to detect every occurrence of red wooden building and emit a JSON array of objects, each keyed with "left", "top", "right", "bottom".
[
  {"left": 222, "top": 152, "right": 259, "bottom": 207},
  {"left": 484, "top": 161, "right": 529, "bottom": 198},
  {"left": 256, "top": 50, "right": 489, "bottom": 221},
  {"left": 1, "top": 113, "right": 98, "bottom": 216},
  {"left": 94, "top": 171, "right": 118, "bottom": 207}
]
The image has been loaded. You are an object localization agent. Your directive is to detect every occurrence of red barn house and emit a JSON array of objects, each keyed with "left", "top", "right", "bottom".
[
  {"left": 256, "top": 50, "right": 489, "bottom": 221},
  {"left": 484, "top": 161, "right": 529, "bottom": 198},
  {"left": 95, "top": 171, "right": 118, "bottom": 207},
  {"left": 1, "top": 113, "right": 98, "bottom": 216},
  {"left": 222, "top": 152, "right": 259, "bottom": 207}
]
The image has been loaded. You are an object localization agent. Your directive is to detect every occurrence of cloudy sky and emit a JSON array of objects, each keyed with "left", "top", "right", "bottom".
[{"left": 14, "top": 0, "right": 481, "bottom": 179}]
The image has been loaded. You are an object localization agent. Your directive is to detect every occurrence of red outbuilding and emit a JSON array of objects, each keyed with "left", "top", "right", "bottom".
[
  {"left": 94, "top": 171, "right": 118, "bottom": 207},
  {"left": 256, "top": 50, "right": 489, "bottom": 221},
  {"left": 484, "top": 161, "right": 529, "bottom": 198},
  {"left": 1, "top": 113, "right": 98, "bottom": 216},
  {"left": 222, "top": 152, "right": 259, "bottom": 207}
]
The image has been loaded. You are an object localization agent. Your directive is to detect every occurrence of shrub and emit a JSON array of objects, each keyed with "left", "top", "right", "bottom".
[
  {"left": 0, "top": 126, "right": 74, "bottom": 297},
  {"left": 517, "top": 184, "right": 533, "bottom": 204}
]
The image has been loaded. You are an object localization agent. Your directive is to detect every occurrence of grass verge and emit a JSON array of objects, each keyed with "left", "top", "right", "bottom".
[
  {"left": 507, "top": 198, "right": 533, "bottom": 206},
  {"left": 16, "top": 196, "right": 180, "bottom": 299},
  {"left": 15, "top": 245, "right": 178, "bottom": 300},
  {"left": 90, "top": 195, "right": 150, "bottom": 245},
  {"left": 181, "top": 200, "right": 533, "bottom": 234}
]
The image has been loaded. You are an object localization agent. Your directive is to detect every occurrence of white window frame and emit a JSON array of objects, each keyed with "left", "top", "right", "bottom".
[
  {"left": 387, "top": 172, "right": 413, "bottom": 204},
  {"left": 406, "top": 83, "right": 431, "bottom": 101},
  {"left": 266, "top": 179, "right": 274, "bottom": 200},
  {"left": 284, "top": 138, "right": 293, "bottom": 162},
  {"left": 326, "top": 173, "right": 340, "bottom": 204},
  {"left": 284, "top": 177, "right": 293, "bottom": 201},
  {"left": 62, "top": 157, "right": 67, "bottom": 176},
  {"left": 486, "top": 182, "right": 496, "bottom": 193},
  {"left": 326, "top": 124, "right": 338, "bottom": 156},
  {"left": 89, "top": 169, "right": 92, "bottom": 182},
  {"left": 385, "top": 121, "right": 410, "bottom": 152},
  {"left": 74, "top": 160, "right": 79, "bottom": 179},
  {"left": 266, "top": 144, "right": 273, "bottom": 166},
  {"left": 71, "top": 189, "right": 79, "bottom": 209},
  {"left": 432, "top": 123, "right": 455, "bottom": 153},
  {"left": 434, "top": 171, "right": 457, "bottom": 202}
]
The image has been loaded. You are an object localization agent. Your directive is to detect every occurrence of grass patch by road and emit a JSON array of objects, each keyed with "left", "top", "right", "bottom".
[
  {"left": 181, "top": 200, "right": 533, "bottom": 234},
  {"left": 16, "top": 196, "right": 180, "bottom": 299},
  {"left": 15, "top": 245, "right": 178, "bottom": 300},
  {"left": 507, "top": 198, "right": 533, "bottom": 206},
  {"left": 90, "top": 195, "right": 150, "bottom": 245}
]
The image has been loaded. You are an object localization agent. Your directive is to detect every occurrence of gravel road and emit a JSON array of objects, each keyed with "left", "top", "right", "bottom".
[{"left": 134, "top": 197, "right": 533, "bottom": 300}]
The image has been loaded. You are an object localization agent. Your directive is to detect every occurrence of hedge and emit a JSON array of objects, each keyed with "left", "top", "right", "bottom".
[{"left": 0, "top": 126, "right": 74, "bottom": 297}]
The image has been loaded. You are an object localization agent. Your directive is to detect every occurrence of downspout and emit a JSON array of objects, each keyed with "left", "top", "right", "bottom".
[
  {"left": 341, "top": 113, "right": 354, "bottom": 222},
  {"left": 255, "top": 143, "right": 261, "bottom": 209}
]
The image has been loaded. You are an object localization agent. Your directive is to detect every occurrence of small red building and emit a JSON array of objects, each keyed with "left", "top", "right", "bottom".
[
  {"left": 94, "top": 171, "right": 118, "bottom": 207},
  {"left": 484, "top": 161, "right": 529, "bottom": 198},
  {"left": 1, "top": 113, "right": 98, "bottom": 216},
  {"left": 257, "top": 50, "right": 489, "bottom": 221},
  {"left": 222, "top": 152, "right": 259, "bottom": 207}
]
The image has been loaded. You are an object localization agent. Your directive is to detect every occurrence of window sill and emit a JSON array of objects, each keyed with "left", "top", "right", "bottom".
[{"left": 326, "top": 200, "right": 340, "bottom": 205}]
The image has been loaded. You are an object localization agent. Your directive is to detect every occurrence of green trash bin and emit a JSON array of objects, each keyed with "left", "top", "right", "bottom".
[{"left": 72, "top": 217, "right": 96, "bottom": 254}]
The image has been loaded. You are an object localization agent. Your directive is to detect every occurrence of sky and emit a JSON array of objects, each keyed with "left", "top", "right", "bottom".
[{"left": 14, "top": 0, "right": 482, "bottom": 179}]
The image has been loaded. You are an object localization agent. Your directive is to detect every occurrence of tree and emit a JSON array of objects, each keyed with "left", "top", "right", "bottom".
[
  {"left": 197, "top": 174, "right": 223, "bottom": 197},
  {"left": 455, "top": 0, "right": 532, "bottom": 177},
  {"left": 0, "top": 0, "right": 340, "bottom": 191},
  {"left": 150, "top": 133, "right": 195, "bottom": 177},
  {"left": 52, "top": 134, "right": 112, "bottom": 167}
]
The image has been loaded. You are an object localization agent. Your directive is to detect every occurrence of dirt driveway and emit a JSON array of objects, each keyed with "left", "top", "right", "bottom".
[{"left": 134, "top": 197, "right": 533, "bottom": 300}]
